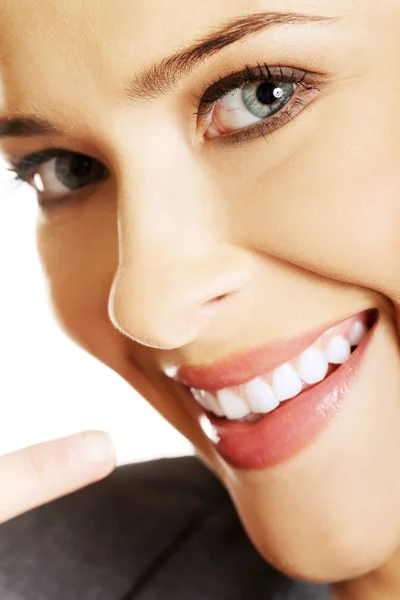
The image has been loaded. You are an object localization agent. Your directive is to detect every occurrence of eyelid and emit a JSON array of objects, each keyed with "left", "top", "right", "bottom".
[
  {"left": 8, "top": 148, "right": 110, "bottom": 194},
  {"left": 198, "top": 64, "right": 302, "bottom": 98},
  {"left": 193, "top": 63, "right": 323, "bottom": 117},
  {"left": 8, "top": 148, "right": 72, "bottom": 183},
  {"left": 6, "top": 148, "right": 109, "bottom": 216},
  {"left": 191, "top": 62, "right": 327, "bottom": 145},
  {"left": 215, "top": 94, "right": 314, "bottom": 148}
]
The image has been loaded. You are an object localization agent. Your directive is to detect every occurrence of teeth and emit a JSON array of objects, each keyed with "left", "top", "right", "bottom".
[
  {"left": 191, "top": 316, "right": 370, "bottom": 422},
  {"left": 199, "top": 415, "right": 220, "bottom": 444},
  {"left": 202, "top": 391, "right": 225, "bottom": 417},
  {"left": 191, "top": 388, "right": 205, "bottom": 408},
  {"left": 298, "top": 347, "right": 329, "bottom": 385},
  {"left": 272, "top": 363, "right": 303, "bottom": 402},
  {"left": 244, "top": 378, "right": 280, "bottom": 413},
  {"left": 191, "top": 389, "right": 224, "bottom": 417},
  {"left": 217, "top": 389, "right": 251, "bottom": 419},
  {"left": 348, "top": 321, "right": 368, "bottom": 346},
  {"left": 325, "top": 335, "right": 351, "bottom": 364}
]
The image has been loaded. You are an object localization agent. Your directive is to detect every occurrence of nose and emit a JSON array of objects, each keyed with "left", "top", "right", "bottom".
[{"left": 108, "top": 128, "right": 254, "bottom": 350}]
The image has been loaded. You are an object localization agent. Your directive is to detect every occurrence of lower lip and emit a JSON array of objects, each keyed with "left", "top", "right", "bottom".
[{"left": 200, "top": 315, "right": 378, "bottom": 471}]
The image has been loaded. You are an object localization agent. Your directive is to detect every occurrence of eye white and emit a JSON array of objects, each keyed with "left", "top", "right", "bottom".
[
  {"left": 206, "top": 80, "right": 297, "bottom": 139},
  {"left": 219, "top": 89, "right": 263, "bottom": 129},
  {"left": 32, "top": 158, "right": 71, "bottom": 195},
  {"left": 33, "top": 172, "right": 44, "bottom": 192}
]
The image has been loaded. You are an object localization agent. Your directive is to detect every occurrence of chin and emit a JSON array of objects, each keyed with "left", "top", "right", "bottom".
[{"left": 239, "top": 501, "right": 400, "bottom": 583}]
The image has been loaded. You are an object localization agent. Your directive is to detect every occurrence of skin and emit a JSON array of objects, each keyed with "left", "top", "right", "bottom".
[{"left": 1, "top": 0, "right": 400, "bottom": 597}]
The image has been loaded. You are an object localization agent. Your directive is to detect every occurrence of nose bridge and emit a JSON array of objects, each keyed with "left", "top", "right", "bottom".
[
  {"left": 108, "top": 125, "right": 252, "bottom": 349},
  {"left": 117, "top": 127, "right": 222, "bottom": 287},
  {"left": 119, "top": 147, "right": 214, "bottom": 265}
]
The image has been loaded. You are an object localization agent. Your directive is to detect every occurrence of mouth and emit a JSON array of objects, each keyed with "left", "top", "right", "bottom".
[{"left": 166, "top": 308, "right": 379, "bottom": 470}]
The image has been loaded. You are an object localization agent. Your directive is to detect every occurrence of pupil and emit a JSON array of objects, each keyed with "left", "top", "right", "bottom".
[
  {"left": 71, "top": 155, "right": 92, "bottom": 178},
  {"left": 256, "top": 82, "right": 278, "bottom": 105}
]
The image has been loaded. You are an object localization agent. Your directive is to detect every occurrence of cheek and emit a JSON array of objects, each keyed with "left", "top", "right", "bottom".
[
  {"left": 35, "top": 202, "right": 213, "bottom": 461},
  {"left": 36, "top": 200, "right": 123, "bottom": 368},
  {"left": 224, "top": 82, "right": 400, "bottom": 308}
]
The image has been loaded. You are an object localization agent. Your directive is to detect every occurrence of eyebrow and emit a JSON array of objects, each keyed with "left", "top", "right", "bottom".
[
  {"left": 0, "top": 10, "right": 335, "bottom": 140},
  {"left": 126, "top": 11, "right": 334, "bottom": 101}
]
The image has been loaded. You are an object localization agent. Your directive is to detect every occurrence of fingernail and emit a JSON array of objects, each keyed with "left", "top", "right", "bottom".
[{"left": 68, "top": 431, "right": 116, "bottom": 471}]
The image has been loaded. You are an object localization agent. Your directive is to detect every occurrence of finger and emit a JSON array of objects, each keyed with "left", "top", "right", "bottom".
[{"left": 0, "top": 430, "right": 116, "bottom": 524}]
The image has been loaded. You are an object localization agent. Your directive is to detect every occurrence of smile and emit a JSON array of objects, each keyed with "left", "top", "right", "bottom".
[
  {"left": 191, "top": 314, "right": 370, "bottom": 422},
  {"left": 167, "top": 308, "right": 378, "bottom": 470}
]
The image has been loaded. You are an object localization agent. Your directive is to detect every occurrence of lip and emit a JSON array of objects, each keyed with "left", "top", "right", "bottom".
[
  {"left": 169, "top": 309, "right": 375, "bottom": 392},
  {"left": 198, "top": 310, "right": 379, "bottom": 470}
]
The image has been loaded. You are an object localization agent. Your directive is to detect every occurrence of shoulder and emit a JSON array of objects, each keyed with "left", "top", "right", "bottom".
[{"left": 0, "top": 456, "right": 331, "bottom": 600}]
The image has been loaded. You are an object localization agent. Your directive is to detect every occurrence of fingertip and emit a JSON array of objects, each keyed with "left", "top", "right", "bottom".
[{"left": 67, "top": 431, "right": 117, "bottom": 475}]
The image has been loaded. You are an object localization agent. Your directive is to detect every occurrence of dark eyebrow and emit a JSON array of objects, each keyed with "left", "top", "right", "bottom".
[
  {"left": 0, "top": 116, "right": 61, "bottom": 139},
  {"left": 125, "top": 11, "right": 335, "bottom": 101},
  {"left": 0, "top": 11, "right": 335, "bottom": 140}
]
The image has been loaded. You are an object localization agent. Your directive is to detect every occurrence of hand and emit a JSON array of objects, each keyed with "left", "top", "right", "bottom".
[{"left": 0, "top": 431, "right": 116, "bottom": 523}]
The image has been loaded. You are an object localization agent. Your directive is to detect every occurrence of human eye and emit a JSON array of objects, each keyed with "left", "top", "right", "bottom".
[
  {"left": 6, "top": 148, "right": 108, "bottom": 210},
  {"left": 194, "top": 63, "right": 325, "bottom": 145}
]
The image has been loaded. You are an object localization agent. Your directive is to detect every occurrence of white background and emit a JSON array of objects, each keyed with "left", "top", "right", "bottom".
[{"left": 0, "top": 161, "right": 193, "bottom": 465}]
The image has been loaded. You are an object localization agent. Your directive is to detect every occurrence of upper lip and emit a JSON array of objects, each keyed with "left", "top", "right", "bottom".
[{"left": 164, "top": 311, "right": 367, "bottom": 392}]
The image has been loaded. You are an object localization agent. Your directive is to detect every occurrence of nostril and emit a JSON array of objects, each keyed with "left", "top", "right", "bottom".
[
  {"left": 208, "top": 293, "right": 230, "bottom": 304},
  {"left": 200, "top": 294, "right": 230, "bottom": 318}
]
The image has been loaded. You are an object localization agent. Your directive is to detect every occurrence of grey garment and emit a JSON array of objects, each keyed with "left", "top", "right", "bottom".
[{"left": 0, "top": 456, "right": 332, "bottom": 600}]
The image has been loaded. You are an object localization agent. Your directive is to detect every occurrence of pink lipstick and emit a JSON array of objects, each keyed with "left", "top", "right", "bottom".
[{"left": 170, "top": 309, "right": 378, "bottom": 470}]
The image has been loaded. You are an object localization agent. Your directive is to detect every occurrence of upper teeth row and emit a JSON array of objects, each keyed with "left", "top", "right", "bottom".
[{"left": 190, "top": 320, "right": 368, "bottom": 421}]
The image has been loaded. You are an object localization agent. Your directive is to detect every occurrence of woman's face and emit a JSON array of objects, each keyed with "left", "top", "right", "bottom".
[{"left": 2, "top": 0, "right": 400, "bottom": 583}]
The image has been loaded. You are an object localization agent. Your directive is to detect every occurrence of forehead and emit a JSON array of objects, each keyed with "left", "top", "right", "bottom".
[{"left": 0, "top": 0, "right": 392, "bottom": 124}]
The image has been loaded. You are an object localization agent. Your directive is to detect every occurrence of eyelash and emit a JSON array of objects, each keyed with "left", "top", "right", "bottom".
[
  {"left": 7, "top": 148, "right": 74, "bottom": 184},
  {"left": 193, "top": 62, "right": 322, "bottom": 144},
  {"left": 7, "top": 62, "right": 323, "bottom": 186}
]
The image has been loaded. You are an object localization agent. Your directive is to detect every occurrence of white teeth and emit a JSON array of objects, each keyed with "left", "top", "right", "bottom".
[
  {"left": 348, "top": 321, "right": 368, "bottom": 346},
  {"left": 192, "top": 318, "right": 369, "bottom": 421},
  {"left": 244, "top": 378, "right": 280, "bottom": 413},
  {"left": 217, "top": 390, "right": 251, "bottom": 419},
  {"left": 272, "top": 363, "right": 303, "bottom": 402},
  {"left": 325, "top": 335, "right": 351, "bottom": 364},
  {"left": 199, "top": 415, "right": 220, "bottom": 444},
  {"left": 298, "top": 347, "right": 329, "bottom": 385},
  {"left": 191, "top": 388, "right": 206, "bottom": 408},
  {"left": 191, "top": 389, "right": 224, "bottom": 417},
  {"left": 202, "top": 391, "right": 225, "bottom": 417}
]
